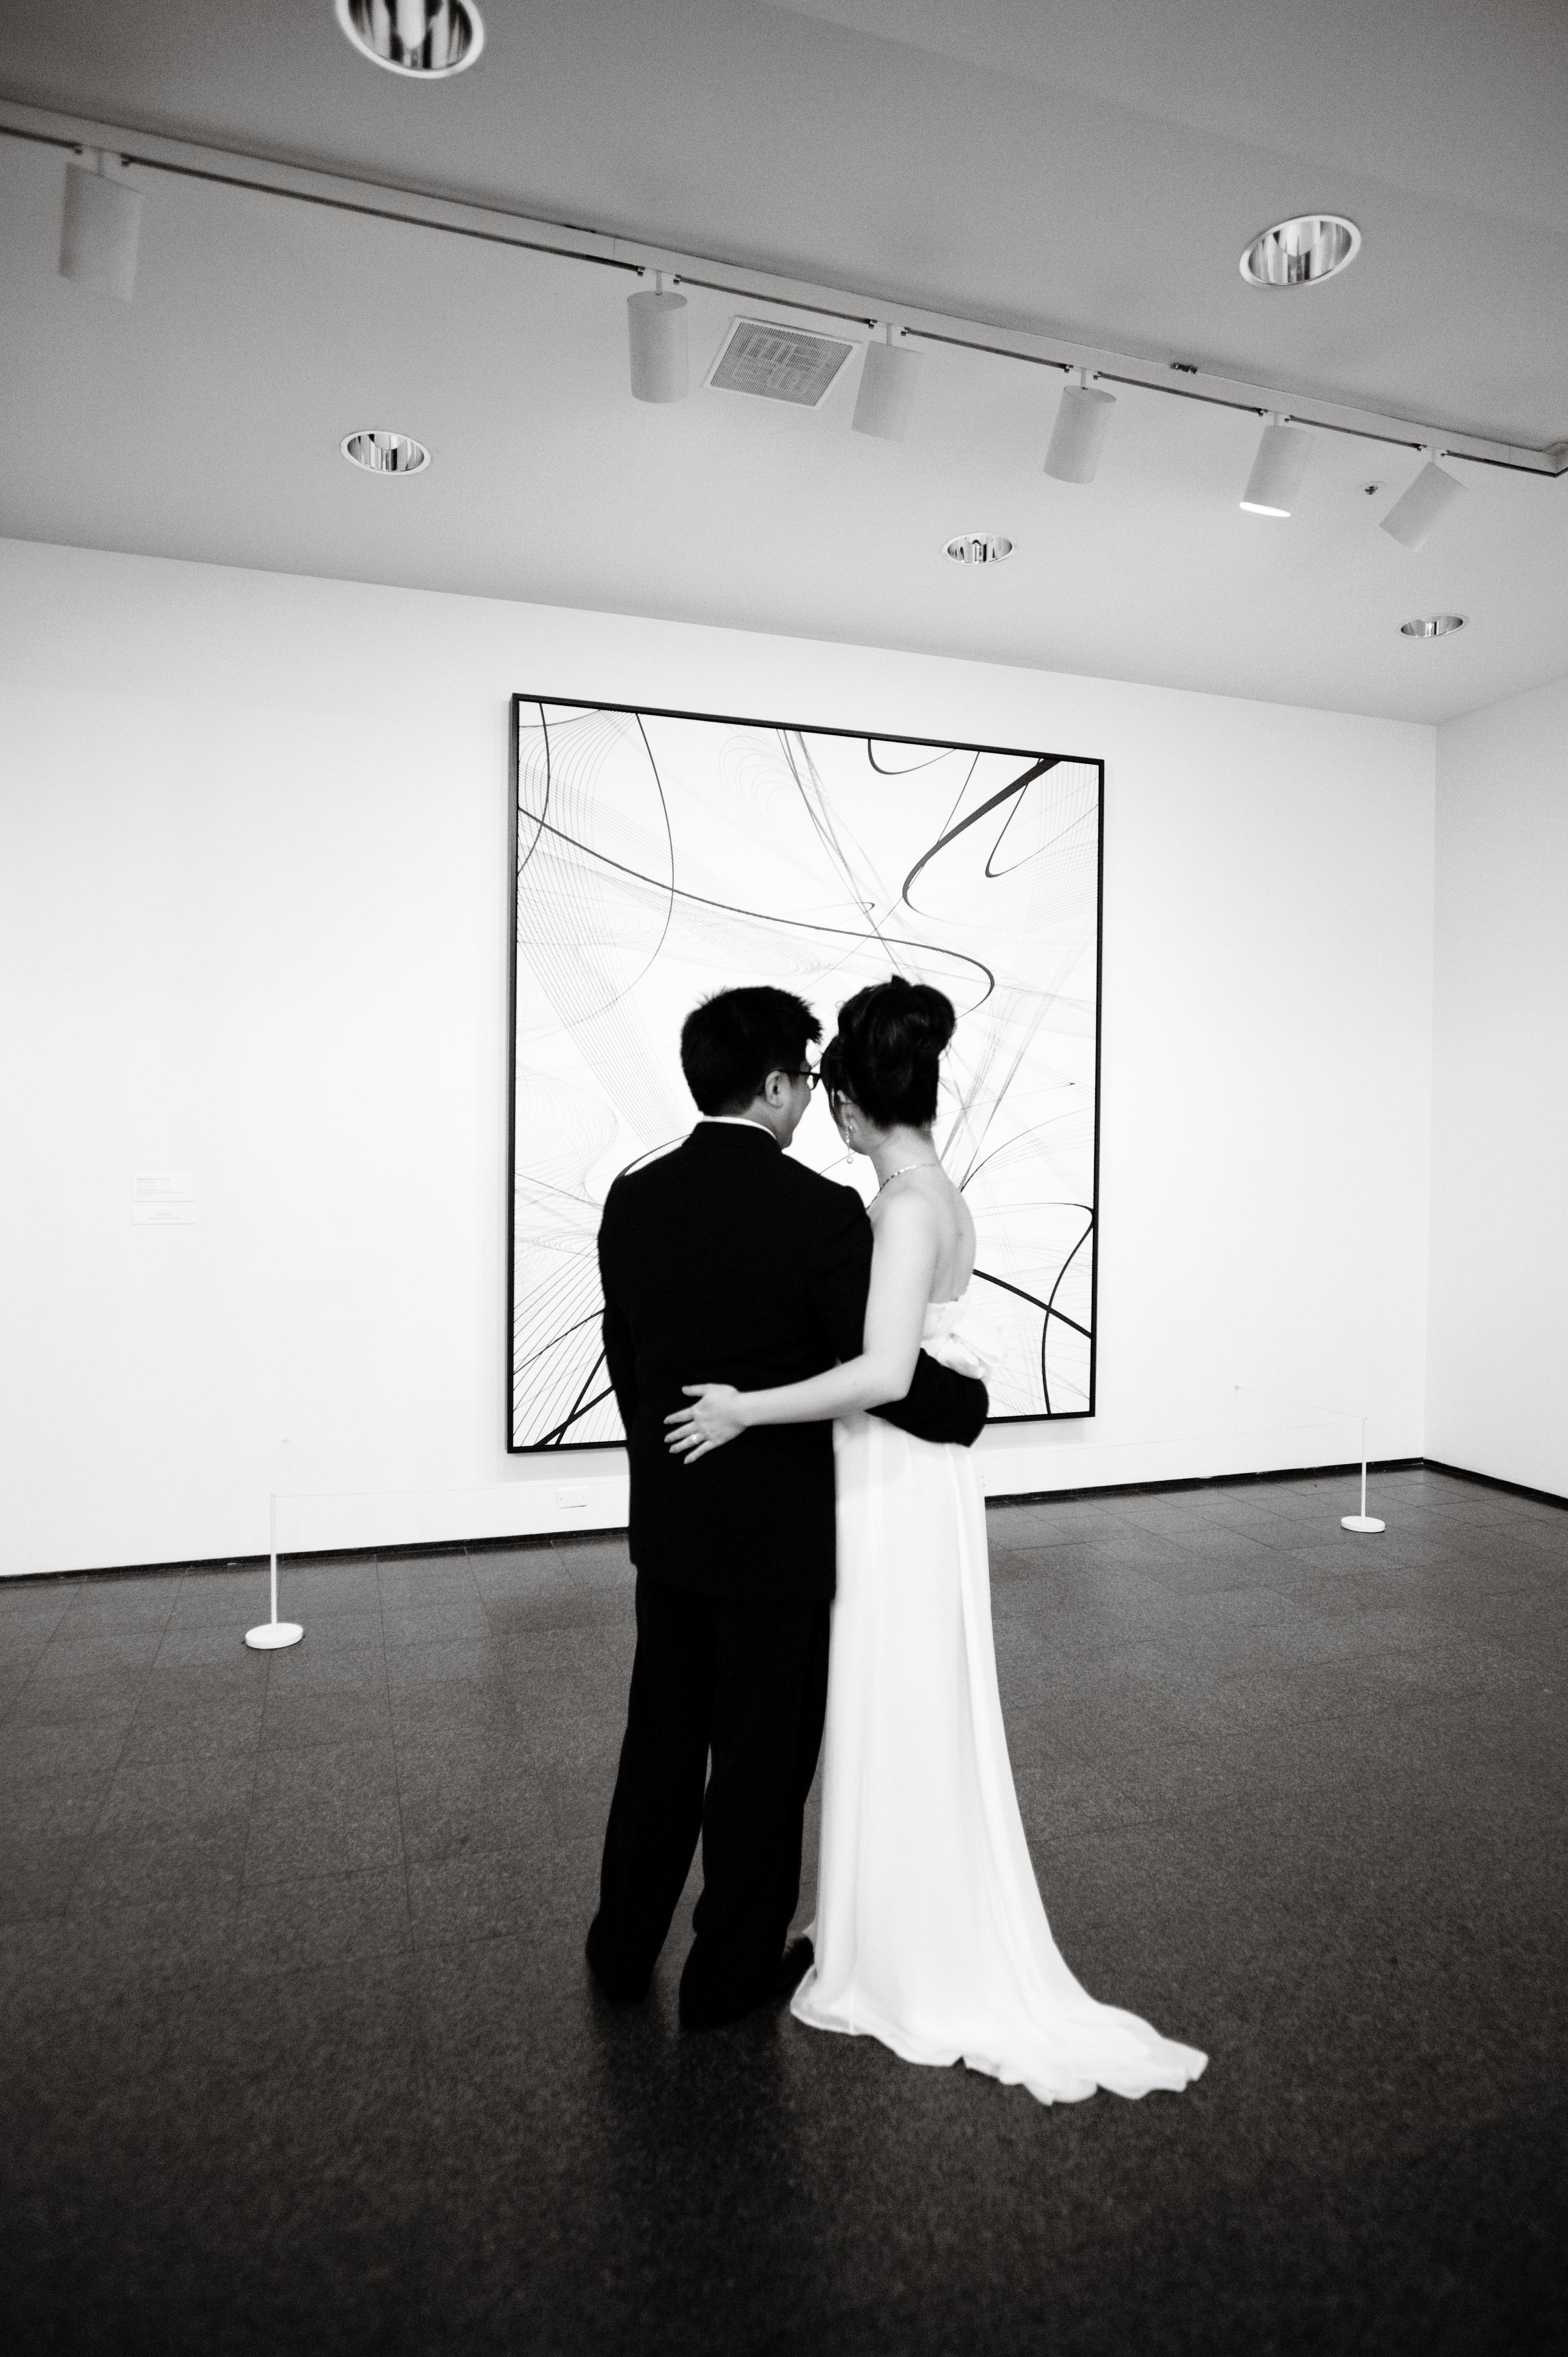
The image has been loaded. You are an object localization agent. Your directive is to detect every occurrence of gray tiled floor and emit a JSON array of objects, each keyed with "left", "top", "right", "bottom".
[{"left": 2, "top": 1466, "right": 1565, "bottom": 2354}]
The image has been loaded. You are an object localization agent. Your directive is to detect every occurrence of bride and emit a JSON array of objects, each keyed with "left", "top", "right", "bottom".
[{"left": 667, "top": 977, "right": 1207, "bottom": 2104}]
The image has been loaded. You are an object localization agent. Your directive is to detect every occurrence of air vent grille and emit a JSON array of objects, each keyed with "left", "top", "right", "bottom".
[{"left": 707, "top": 318, "right": 855, "bottom": 408}]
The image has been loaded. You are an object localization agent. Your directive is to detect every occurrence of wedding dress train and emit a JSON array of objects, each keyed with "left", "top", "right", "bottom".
[{"left": 791, "top": 1290, "right": 1208, "bottom": 2104}]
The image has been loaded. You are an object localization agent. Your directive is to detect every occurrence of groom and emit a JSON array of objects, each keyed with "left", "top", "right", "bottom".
[{"left": 586, "top": 985, "right": 988, "bottom": 2030}]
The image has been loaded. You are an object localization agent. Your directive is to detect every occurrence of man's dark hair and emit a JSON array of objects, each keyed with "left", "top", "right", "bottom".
[{"left": 679, "top": 987, "right": 821, "bottom": 1116}]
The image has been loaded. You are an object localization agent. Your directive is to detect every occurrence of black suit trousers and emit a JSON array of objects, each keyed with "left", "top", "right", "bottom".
[{"left": 587, "top": 1568, "right": 829, "bottom": 2012}]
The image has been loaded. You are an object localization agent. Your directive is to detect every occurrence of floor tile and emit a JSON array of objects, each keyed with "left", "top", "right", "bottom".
[
  {"left": 468, "top": 1543, "right": 573, "bottom": 1601},
  {"left": 260, "top": 1686, "right": 395, "bottom": 1751},
  {"left": 535, "top": 1762, "right": 621, "bottom": 1844},
  {"left": 393, "top": 1727, "right": 554, "bottom": 1864},
  {"left": 166, "top": 1567, "right": 272, "bottom": 1627},
  {"left": 256, "top": 1638, "right": 390, "bottom": 1750},
  {"left": 3, "top": 1757, "right": 117, "bottom": 1838},
  {"left": 48, "top": 1886, "right": 241, "bottom": 1995},
  {"left": 0, "top": 1618, "right": 69, "bottom": 1671},
  {"left": 264, "top": 1634, "right": 387, "bottom": 1692},
  {"left": 550, "top": 1536, "right": 636, "bottom": 1589},
  {"left": 73, "top": 1821, "right": 244, "bottom": 1910},
  {"left": 0, "top": 1716, "right": 130, "bottom": 1774},
  {"left": 0, "top": 1831, "right": 87, "bottom": 1922},
  {"left": 378, "top": 1557, "right": 477, "bottom": 1608},
  {"left": 99, "top": 1751, "right": 257, "bottom": 1839},
  {"left": 30, "top": 1627, "right": 167, "bottom": 1678},
  {"left": 0, "top": 1588, "right": 73, "bottom": 1629},
  {"left": 277, "top": 1558, "right": 383, "bottom": 1617},
  {"left": 245, "top": 1740, "right": 405, "bottom": 1883},
  {"left": 407, "top": 1848, "right": 554, "bottom": 1949},
  {"left": 153, "top": 1617, "right": 275, "bottom": 1668},
  {"left": 233, "top": 1867, "right": 411, "bottom": 1977},
  {"left": 389, "top": 1675, "right": 524, "bottom": 1741},
  {"left": 125, "top": 1669, "right": 269, "bottom": 1763},
  {"left": 7, "top": 1664, "right": 150, "bottom": 1731},
  {"left": 1012, "top": 1758, "right": 1154, "bottom": 1841},
  {"left": 55, "top": 1577, "right": 184, "bottom": 1632},
  {"left": 384, "top": 1635, "right": 502, "bottom": 1693},
  {"left": 287, "top": 1605, "right": 391, "bottom": 1653},
  {"left": 488, "top": 1584, "right": 637, "bottom": 1636},
  {"left": 381, "top": 1595, "right": 493, "bottom": 1649}
]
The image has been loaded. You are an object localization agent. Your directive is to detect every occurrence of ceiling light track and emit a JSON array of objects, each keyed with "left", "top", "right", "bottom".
[
  {"left": 81, "top": 147, "right": 642, "bottom": 276},
  {"left": 0, "top": 111, "right": 642, "bottom": 280},
  {"left": 669, "top": 276, "right": 878, "bottom": 331},
  {"left": 907, "top": 328, "right": 1556, "bottom": 480},
  {"left": 5, "top": 97, "right": 1563, "bottom": 485}
]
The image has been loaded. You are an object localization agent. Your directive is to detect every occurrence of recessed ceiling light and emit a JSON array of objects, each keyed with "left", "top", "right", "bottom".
[
  {"left": 1240, "top": 214, "right": 1360, "bottom": 289},
  {"left": 336, "top": 1, "right": 484, "bottom": 79},
  {"left": 341, "top": 429, "right": 431, "bottom": 474},
  {"left": 1400, "top": 613, "right": 1467, "bottom": 639},
  {"left": 945, "top": 534, "right": 1013, "bottom": 565}
]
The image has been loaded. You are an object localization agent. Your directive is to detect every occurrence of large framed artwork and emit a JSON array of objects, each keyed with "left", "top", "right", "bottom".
[{"left": 508, "top": 696, "right": 1103, "bottom": 1450}]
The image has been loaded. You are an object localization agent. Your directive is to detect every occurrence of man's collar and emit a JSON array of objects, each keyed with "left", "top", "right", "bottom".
[{"left": 695, "top": 1116, "right": 780, "bottom": 1146}]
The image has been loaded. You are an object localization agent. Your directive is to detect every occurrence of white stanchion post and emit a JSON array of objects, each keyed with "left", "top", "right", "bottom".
[
  {"left": 246, "top": 1442, "right": 304, "bottom": 1649},
  {"left": 1340, "top": 1416, "right": 1386, "bottom": 1534},
  {"left": 1233, "top": 1383, "right": 1389, "bottom": 1536}
]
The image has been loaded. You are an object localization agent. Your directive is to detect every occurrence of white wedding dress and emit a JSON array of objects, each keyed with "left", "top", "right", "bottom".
[{"left": 791, "top": 1290, "right": 1209, "bottom": 2103}]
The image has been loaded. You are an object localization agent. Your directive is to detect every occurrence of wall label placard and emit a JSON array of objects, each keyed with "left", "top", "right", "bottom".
[
  {"left": 133, "top": 1172, "right": 196, "bottom": 1202},
  {"left": 133, "top": 1173, "right": 197, "bottom": 1225}
]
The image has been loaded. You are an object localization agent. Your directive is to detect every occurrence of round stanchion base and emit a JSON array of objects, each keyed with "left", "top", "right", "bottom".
[
  {"left": 245, "top": 1621, "right": 304, "bottom": 1650},
  {"left": 1340, "top": 1515, "right": 1385, "bottom": 1533}
]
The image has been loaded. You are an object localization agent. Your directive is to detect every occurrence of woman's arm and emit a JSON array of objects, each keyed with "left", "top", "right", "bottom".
[{"left": 666, "top": 1193, "right": 938, "bottom": 1463}]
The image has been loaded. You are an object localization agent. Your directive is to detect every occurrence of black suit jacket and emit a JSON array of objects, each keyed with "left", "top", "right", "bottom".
[{"left": 597, "top": 1121, "right": 989, "bottom": 1602}]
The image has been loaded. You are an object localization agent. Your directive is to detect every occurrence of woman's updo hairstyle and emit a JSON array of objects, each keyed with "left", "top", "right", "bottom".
[{"left": 819, "top": 977, "right": 956, "bottom": 1131}]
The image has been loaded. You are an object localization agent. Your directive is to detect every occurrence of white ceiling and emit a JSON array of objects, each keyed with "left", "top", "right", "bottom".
[{"left": 2, "top": 0, "right": 1565, "bottom": 722}]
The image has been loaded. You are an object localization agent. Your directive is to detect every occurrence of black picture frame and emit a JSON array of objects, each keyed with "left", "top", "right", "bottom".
[{"left": 507, "top": 692, "right": 1104, "bottom": 1451}]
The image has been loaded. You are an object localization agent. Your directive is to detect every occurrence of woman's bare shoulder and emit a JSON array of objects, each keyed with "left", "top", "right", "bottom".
[{"left": 866, "top": 1182, "right": 941, "bottom": 1242}]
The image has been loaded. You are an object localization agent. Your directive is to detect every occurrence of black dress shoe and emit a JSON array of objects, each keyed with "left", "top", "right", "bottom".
[
  {"left": 585, "top": 1922, "right": 651, "bottom": 2006},
  {"left": 775, "top": 1933, "right": 814, "bottom": 2001},
  {"left": 678, "top": 1936, "right": 814, "bottom": 2033}
]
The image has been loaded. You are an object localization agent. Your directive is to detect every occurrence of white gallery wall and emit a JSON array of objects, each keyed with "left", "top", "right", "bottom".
[
  {"left": 1427, "top": 674, "right": 1568, "bottom": 1499},
  {"left": 1, "top": 536, "right": 1436, "bottom": 1575}
]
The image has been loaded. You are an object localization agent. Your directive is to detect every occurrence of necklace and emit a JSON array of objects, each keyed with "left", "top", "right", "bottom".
[{"left": 875, "top": 1158, "right": 941, "bottom": 1196}]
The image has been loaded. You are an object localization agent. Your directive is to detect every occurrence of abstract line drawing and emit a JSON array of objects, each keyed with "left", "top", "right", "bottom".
[{"left": 508, "top": 697, "right": 1102, "bottom": 1450}]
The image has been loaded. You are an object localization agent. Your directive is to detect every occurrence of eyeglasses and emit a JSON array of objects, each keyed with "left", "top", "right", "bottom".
[{"left": 796, "top": 1066, "right": 822, "bottom": 1092}]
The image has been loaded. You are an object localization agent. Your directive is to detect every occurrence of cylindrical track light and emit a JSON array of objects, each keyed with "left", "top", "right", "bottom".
[
  {"left": 852, "top": 327, "right": 921, "bottom": 440},
  {"left": 1240, "top": 414, "right": 1312, "bottom": 515},
  {"left": 626, "top": 274, "right": 688, "bottom": 403},
  {"left": 59, "top": 154, "right": 142, "bottom": 302},
  {"left": 1043, "top": 371, "right": 1116, "bottom": 483},
  {"left": 1380, "top": 453, "right": 1465, "bottom": 551}
]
